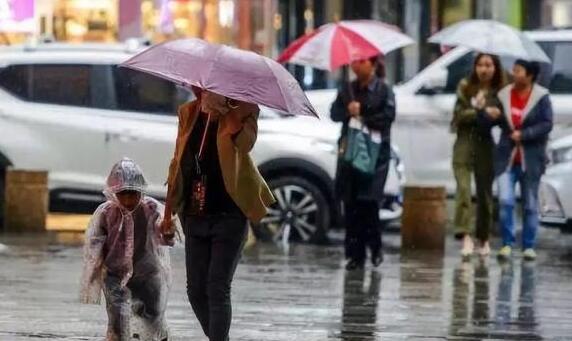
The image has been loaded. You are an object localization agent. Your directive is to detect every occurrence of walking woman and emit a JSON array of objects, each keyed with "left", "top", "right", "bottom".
[
  {"left": 331, "top": 56, "right": 396, "bottom": 271},
  {"left": 161, "top": 89, "right": 274, "bottom": 340},
  {"left": 452, "top": 53, "right": 506, "bottom": 258}
]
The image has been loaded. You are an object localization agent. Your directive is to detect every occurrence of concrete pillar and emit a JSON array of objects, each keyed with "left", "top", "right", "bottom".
[
  {"left": 3, "top": 170, "right": 49, "bottom": 232},
  {"left": 401, "top": 186, "right": 447, "bottom": 250}
]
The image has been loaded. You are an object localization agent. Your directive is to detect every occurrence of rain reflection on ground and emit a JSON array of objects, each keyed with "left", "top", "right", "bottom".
[{"left": 1, "top": 229, "right": 572, "bottom": 340}]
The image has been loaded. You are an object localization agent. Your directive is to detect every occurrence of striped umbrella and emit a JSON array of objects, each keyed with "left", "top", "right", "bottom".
[{"left": 277, "top": 20, "right": 414, "bottom": 71}]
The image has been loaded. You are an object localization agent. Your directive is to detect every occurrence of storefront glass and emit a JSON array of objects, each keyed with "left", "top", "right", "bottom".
[
  {"left": 53, "top": 0, "right": 117, "bottom": 42},
  {"left": 140, "top": 0, "right": 276, "bottom": 55},
  {"left": 542, "top": 0, "right": 572, "bottom": 27},
  {"left": 441, "top": 0, "right": 473, "bottom": 27}
]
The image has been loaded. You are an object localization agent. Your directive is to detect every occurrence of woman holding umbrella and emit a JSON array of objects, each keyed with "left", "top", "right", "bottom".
[
  {"left": 278, "top": 20, "right": 413, "bottom": 271},
  {"left": 162, "top": 88, "right": 275, "bottom": 341},
  {"left": 331, "top": 56, "right": 396, "bottom": 271},
  {"left": 451, "top": 53, "right": 506, "bottom": 259},
  {"left": 121, "top": 38, "right": 318, "bottom": 340}
]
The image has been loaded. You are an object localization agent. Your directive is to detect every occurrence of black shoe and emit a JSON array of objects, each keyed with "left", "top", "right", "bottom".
[
  {"left": 345, "top": 259, "right": 365, "bottom": 271},
  {"left": 371, "top": 252, "right": 384, "bottom": 267}
]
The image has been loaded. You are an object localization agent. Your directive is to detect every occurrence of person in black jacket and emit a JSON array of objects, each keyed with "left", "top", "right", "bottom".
[{"left": 331, "top": 56, "right": 396, "bottom": 271}]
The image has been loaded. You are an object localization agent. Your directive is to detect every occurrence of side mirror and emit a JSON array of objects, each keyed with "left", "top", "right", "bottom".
[{"left": 417, "top": 68, "right": 448, "bottom": 95}]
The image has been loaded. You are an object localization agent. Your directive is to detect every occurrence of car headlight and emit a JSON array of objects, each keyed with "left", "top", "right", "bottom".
[
  {"left": 551, "top": 146, "right": 572, "bottom": 165},
  {"left": 539, "top": 182, "right": 565, "bottom": 218}
]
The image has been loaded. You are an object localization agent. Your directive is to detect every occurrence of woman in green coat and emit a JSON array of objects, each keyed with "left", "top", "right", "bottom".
[{"left": 452, "top": 53, "right": 506, "bottom": 258}]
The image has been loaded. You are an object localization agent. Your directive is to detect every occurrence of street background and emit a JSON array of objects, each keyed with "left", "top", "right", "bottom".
[{"left": 1, "top": 0, "right": 572, "bottom": 340}]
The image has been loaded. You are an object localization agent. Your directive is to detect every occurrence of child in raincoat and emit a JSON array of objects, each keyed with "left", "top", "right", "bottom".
[{"left": 80, "top": 158, "right": 179, "bottom": 341}]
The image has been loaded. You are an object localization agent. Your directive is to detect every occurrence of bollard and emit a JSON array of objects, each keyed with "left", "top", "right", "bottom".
[
  {"left": 3, "top": 170, "right": 49, "bottom": 232},
  {"left": 401, "top": 186, "right": 447, "bottom": 250}
]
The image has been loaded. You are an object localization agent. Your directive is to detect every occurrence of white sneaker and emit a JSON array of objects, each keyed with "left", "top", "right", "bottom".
[
  {"left": 497, "top": 246, "right": 512, "bottom": 260},
  {"left": 523, "top": 248, "right": 537, "bottom": 261},
  {"left": 478, "top": 241, "right": 491, "bottom": 257},
  {"left": 461, "top": 235, "right": 474, "bottom": 259}
]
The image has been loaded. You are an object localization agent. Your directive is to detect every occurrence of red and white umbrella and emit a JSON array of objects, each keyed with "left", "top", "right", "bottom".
[{"left": 278, "top": 20, "right": 414, "bottom": 71}]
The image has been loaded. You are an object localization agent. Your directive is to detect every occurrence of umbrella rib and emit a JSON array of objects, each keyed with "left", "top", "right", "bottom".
[
  {"left": 260, "top": 57, "right": 302, "bottom": 115},
  {"left": 201, "top": 44, "right": 223, "bottom": 92}
]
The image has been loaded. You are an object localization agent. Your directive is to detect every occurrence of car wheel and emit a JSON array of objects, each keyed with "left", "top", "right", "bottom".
[{"left": 253, "top": 176, "right": 330, "bottom": 244}]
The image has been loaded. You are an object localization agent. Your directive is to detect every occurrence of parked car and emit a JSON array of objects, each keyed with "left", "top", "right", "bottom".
[
  {"left": 311, "top": 29, "right": 572, "bottom": 194},
  {"left": 539, "top": 135, "right": 572, "bottom": 233},
  {"left": 0, "top": 42, "right": 405, "bottom": 243}
]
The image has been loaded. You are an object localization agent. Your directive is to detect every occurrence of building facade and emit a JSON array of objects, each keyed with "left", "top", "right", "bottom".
[{"left": 3, "top": 0, "right": 572, "bottom": 88}]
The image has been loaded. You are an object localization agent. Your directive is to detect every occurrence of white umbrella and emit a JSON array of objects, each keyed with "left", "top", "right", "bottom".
[{"left": 429, "top": 20, "right": 550, "bottom": 63}]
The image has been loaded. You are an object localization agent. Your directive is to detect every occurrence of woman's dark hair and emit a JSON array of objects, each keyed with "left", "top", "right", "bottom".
[
  {"left": 515, "top": 59, "right": 541, "bottom": 82},
  {"left": 464, "top": 53, "right": 506, "bottom": 97}
]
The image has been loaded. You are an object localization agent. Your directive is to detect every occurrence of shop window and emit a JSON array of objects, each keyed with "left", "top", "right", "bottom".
[
  {"left": 0, "top": 65, "right": 32, "bottom": 100},
  {"left": 113, "top": 67, "right": 190, "bottom": 115}
]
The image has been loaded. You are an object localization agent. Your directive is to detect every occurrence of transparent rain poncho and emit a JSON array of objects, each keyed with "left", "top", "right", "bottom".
[{"left": 80, "top": 158, "right": 179, "bottom": 341}]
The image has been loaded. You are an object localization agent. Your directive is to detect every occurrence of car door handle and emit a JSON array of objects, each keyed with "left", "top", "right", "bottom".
[{"left": 105, "top": 131, "right": 139, "bottom": 143}]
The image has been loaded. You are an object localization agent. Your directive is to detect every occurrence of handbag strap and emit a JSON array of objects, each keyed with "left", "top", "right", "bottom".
[
  {"left": 194, "top": 113, "right": 212, "bottom": 175},
  {"left": 198, "top": 113, "right": 211, "bottom": 160}
]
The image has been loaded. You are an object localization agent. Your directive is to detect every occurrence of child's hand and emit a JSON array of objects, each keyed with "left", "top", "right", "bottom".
[
  {"left": 162, "top": 231, "right": 176, "bottom": 246},
  {"left": 159, "top": 216, "right": 172, "bottom": 233}
]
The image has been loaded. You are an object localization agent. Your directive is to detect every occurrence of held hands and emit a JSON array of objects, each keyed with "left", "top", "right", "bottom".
[
  {"left": 348, "top": 101, "right": 361, "bottom": 118},
  {"left": 485, "top": 106, "right": 501, "bottom": 120},
  {"left": 159, "top": 216, "right": 175, "bottom": 245},
  {"left": 511, "top": 130, "right": 522, "bottom": 143},
  {"left": 471, "top": 91, "right": 487, "bottom": 110}
]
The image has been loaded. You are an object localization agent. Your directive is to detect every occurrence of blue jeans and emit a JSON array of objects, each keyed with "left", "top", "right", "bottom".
[{"left": 497, "top": 165, "right": 540, "bottom": 249}]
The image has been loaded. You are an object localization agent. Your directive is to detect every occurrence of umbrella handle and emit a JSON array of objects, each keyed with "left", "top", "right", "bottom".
[{"left": 346, "top": 67, "right": 355, "bottom": 101}]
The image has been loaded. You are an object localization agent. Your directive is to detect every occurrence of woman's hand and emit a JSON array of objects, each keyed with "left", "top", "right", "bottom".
[
  {"left": 159, "top": 216, "right": 173, "bottom": 235},
  {"left": 485, "top": 106, "right": 501, "bottom": 120},
  {"left": 222, "top": 109, "right": 244, "bottom": 136},
  {"left": 159, "top": 217, "right": 175, "bottom": 245},
  {"left": 471, "top": 91, "right": 487, "bottom": 110},
  {"left": 201, "top": 91, "right": 230, "bottom": 117},
  {"left": 347, "top": 101, "right": 361, "bottom": 117}
]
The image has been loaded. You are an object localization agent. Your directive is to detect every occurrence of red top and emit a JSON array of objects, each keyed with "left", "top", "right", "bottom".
[{"left": 510, "top": 88, "right": 531, "bottom": 164}]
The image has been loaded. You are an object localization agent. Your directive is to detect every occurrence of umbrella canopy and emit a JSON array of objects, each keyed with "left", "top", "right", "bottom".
[
  {"left": 120, "top": 38, "right": 318, "bottom": 117},
  {"left": 277, "top": 20, "right": 414, "bottom": 71},
  {"left": 429, "top": 20, "right": 550, "bottom": 63}
]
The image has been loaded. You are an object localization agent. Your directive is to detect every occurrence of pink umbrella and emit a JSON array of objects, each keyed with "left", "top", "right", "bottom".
[
  {"left": 278, "top": 20, "right": 414, "bottom": 71},
  {"left": 120, "top": 38, "right": 318, "bottom": 117}
]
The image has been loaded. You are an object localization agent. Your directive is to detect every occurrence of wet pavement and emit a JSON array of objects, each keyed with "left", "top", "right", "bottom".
[{"left": 1, "top": 229, "right": 572, "bottom": 340}]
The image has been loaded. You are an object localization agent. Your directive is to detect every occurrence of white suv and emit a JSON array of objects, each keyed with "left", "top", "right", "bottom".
[
  {"left": 0, "top": 42, "right": 405, "bottom": 243},
  {"left": 539, "top": 136, "right": 572, "bottom": 233},
  {"left": 306, "top": 29, "right": 572, "bottom": 194},
  {"left": 390, "top": 29, "right": 572, "bottom": 193}
]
